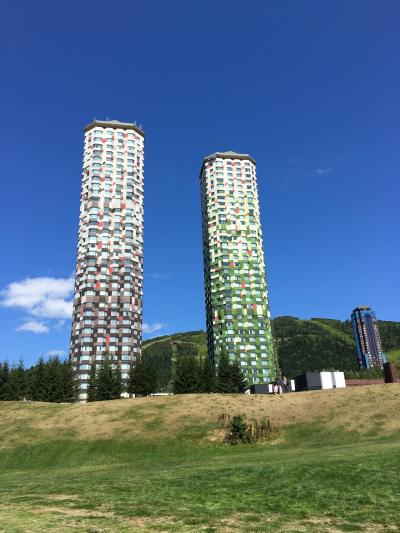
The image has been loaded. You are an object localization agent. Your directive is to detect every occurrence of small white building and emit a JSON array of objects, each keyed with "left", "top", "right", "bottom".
[{"left": 294, "top": 371, "right": 346, "bottom": 392}]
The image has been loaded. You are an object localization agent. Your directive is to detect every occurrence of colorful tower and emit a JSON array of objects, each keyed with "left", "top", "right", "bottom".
[
  {"left": 200, "top": 151, "right": 278, "bottom": 385},
  {"left": 70, "top": 120, "right": 144, "bottom": 399},
  {"left": 351, "top": 306, "right": 386, "bottom": 369}
]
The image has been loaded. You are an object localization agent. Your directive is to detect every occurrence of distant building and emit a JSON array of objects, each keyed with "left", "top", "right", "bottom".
[
  {"left": 351, "top": 306, "right": 386, "bottom": 369},
  {"left": 70, "top": 120, "right": 145, "bottom": 399},
  {"left": 199, "top": 151, "right": 279, "bottom": 385},
  {"left": 294, "top": 371, "right": 346, "bottom": 392}
]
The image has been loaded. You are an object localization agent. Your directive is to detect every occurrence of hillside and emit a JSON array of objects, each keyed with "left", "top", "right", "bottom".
[
  {"left": 142, "top": 317, "right": 400, "bottom": 381},
  {"left": 1, "top": 386, "right": 399, "bottom": 532}
]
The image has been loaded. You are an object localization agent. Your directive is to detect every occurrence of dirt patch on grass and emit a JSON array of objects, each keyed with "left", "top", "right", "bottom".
[
  {"left": 44, "top": 494, "right": 80, "bottom": 501},
  {"left": 36, "top": 505, "right": 114, "bottom": 517},
  {"left": 0, "top": 502, "right": 176, "bottom": 532},
  {"left": 283, "top": 517, "right": 400, "bottom": 532},
  {"left": 127, "top": 514, "right": 179, "bottom": 528},
  {"left": 216, "top": 514, "right": 400, "bottom": 532}
]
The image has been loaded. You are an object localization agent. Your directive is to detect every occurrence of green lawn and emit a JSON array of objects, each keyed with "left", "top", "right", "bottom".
[{"left": 0, "top": 390, "right": 399, "bottom": 532}]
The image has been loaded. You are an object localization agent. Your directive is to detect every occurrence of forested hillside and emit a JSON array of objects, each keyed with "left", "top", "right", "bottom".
[{"left": 142, "top": 317, "right": 400, "bottom": 381}]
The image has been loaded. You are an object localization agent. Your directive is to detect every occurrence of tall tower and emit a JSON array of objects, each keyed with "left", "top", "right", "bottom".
[
  {"left": 70, "top": 120, "right": 145, "bottom": 399},
  {"left": 200, "top": 151, "right": 278, "bottom": 385},
  {"left": 351, "top": 306, "right": 386, "bottom": 369}
]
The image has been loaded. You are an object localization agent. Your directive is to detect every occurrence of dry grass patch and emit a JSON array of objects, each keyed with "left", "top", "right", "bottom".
[
  {"left": 0, "top": 385, "right": 399, "bottom": 449},
  {"left": 0, "top": 503, "right": 181, "bottom": 533}
]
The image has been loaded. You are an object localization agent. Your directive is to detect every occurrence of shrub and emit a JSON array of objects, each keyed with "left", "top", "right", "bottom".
[
  {"left": 225, "top": 414, "right": 249, "bottom": 445},
  {"left": 224, "top": 414, "right": 280, "bottom": 445}
]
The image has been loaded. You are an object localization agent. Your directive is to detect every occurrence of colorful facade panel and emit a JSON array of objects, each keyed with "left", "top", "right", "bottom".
[{"left": 200, "top": 151, "right": 279, "bottom": 384}]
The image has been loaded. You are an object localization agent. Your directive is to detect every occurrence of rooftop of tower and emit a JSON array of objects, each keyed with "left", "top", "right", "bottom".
[
  {"left": 200, "top": 152, "right": 256, "bottom": 178},
  {"left": 353, "top": 306, "right": 372, "bottom": 312},
  {"left": 84, "top": 119, "right": 145, "bottom": 137},
  {"left": 203, "top": 151, "right": 256, "bottom": 165}
]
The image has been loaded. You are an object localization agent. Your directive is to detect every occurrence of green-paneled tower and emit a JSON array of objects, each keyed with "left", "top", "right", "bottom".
[{"left": 200, "top": 151, "right": 279, "bottom": 385}]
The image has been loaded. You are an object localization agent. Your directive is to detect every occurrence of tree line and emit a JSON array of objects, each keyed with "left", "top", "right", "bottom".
[
  {"left": 0, "top": 356, "right": 77, "bottom": 402},
  {"left": 88, "top": 349, "right": 247, "bottom": 400},
  {"left": 0, "top": 350, "right": 247, "bottom": 403}
]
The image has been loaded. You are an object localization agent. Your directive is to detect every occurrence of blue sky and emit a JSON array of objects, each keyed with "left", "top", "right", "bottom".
[{"left": 1, "top": 0, "right": 399, "bottom": 366}]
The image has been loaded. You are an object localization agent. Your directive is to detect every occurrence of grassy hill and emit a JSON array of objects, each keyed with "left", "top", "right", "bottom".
[
  {"left": 1, "top": 386, "right": 400, "bottom": 531},
  {"left": 142, "top": 317, "right": 400, "bottom": 382}
]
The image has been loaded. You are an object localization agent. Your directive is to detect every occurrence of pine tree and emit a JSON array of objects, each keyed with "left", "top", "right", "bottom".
[
  {"left": 127, "top": 358, "right": 158, "bottom": 397},
  {"left": 60, "top": 360, "right": 79, "bottom": 402},
  {"left": 0, "top": 362, "right": 11, "bottom": 400},
  {"left": 216, "top": 349, "right": 247, "bottom": 393},
  {"left": 0, "top": 356, "right": 79, "bottom": 404},
  {"left": 173, "top": 355, "right": 200, "bottom": 394},
  {"left": 45, "top": 356, "right": 65, "bottom": 402},
  {"left": 95, "top": 356, "right": 115, "bottom": 401},
  {"left": 28, "top": 356, "right": 47, "bottom": 401},
  {"left": 199, "top": 356, "right": 216, "bottom": 393},
  {"left": 216, "top": 349, "right": 233, "bottom": 393},
  {"left": 111, "top": 361, "right": 123, "bottom": 399},
  {"left": 230, "top": 360, "right": 247, "bottom": 393},
  {"left": 8, "top": 359, "right": 26, "bottom": 400},
  {"left": 87, "top": 361, "right": 98, "bottom": 402},
  {"left": 126, "top": 362, "right": 138, "bottom": 397}
]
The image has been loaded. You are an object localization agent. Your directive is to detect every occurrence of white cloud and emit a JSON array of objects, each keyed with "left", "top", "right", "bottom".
[
  {"left": 142, "top": 322, "right": 166, "bottom": 334},
  {"left": 47, "top": 350, "right": 66, "bottom": 357},
  {"left": 31, "top": 298, "right": 73, "bottom": 319},
  {"left": 147, "top": 272, "right": 174, "bottom": 280},
  {"left": 2, "top": 276, "right": 74, "bottom": 319},
  {"left": 16, "top": 320, "right": 49, "bottom": 333},
  {"left": 314, "top": 167, "right": 332, "bottom": 176}
]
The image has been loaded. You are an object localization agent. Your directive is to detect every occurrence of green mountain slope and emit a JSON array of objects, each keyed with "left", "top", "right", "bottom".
[{"left": 142, "top": 317, "right": 400, "bottom": 379}]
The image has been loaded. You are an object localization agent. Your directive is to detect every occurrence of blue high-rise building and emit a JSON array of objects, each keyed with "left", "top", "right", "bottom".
[{"left": 351, "top": 306, "right": 386, "bottom": 369}]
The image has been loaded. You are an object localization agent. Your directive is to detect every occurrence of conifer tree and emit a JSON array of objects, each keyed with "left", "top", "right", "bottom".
[
  {"left": 126, "top": 362, "right": 137, "bottom": 397},
  {"left": 216, "top": 349, "right": 247, "bottom": 393},
  {"left": 0, "top": 362, "right": 11, "bottom": 400},
  {"left": 216, "top": 349, "right": 233, "bottom": 393},
  {"left": 230, "top": 360, "right": 247, "bottom": 393},
  {"left": 87, "top": 361, "right": 97, "bottom": 402},
  {"left": 95, "top": 356, "right": 115, "bottom": 401},
  {"left": 8, "top": 359, "right": 26, "bottom": 400},
  {"left": 60, "top": 360, "right": 79, "bottom": 402},
  {"left": 173, "top": 355, "right": 200, "bottom": 394},
  {"left": 28, "top": 356, "right": 47, "bottom": 401},
  {"left": 0, "top": 356, "right": 77, "bottom": 403},
  {"left": 45, "top": 356, "right": 65, "bottom": 402},
  {"left": 112, "top": 361, "right": 123, "bottom": 399},
  {"left": 199, "top": 356, "right": 216, "bottom": 392},
  {"left": 127, "top": 358, "right": 158, "bottom": 397}
]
